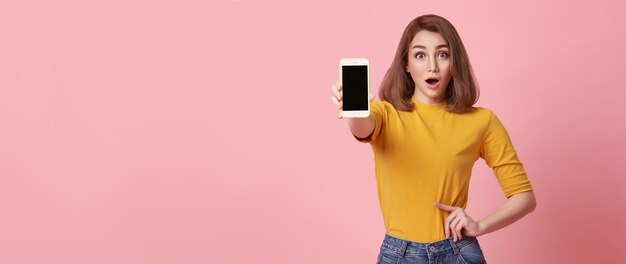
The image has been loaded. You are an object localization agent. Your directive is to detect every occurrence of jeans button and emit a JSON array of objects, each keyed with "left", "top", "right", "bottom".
[{"left": 429, "top": 246, "right": 436, "bottom": 252}]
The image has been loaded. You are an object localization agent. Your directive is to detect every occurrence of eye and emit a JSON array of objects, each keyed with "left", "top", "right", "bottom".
[
  {"left": 415, "top": 52, "right": 426, "bottom": 59},
  {"left": 438, "top": 51, "right": 449, "bottom": 59}
]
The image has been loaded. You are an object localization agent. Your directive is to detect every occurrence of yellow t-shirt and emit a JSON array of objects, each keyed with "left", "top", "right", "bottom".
[{"left": 355, "top": 97, "right": 533, "bottom": 243}]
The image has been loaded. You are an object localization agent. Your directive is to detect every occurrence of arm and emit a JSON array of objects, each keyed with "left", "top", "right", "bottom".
[
  {"left": 476, "top": 110, "right": 536, "bottom": 235},
  {"left": 434, "top": 190, "right": 537, "bottom": 241},
  {"left": 349, "top": 116, "right": 375, "bottom": 139},
  {"left": 475, "top": 190, "right": 537, "bottom": 236},
  {"left": 434, "top": 110, "right": 536, "bottom": 241}
]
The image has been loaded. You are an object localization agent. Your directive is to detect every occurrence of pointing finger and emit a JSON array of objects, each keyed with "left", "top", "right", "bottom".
[{"left": 434, "top": 202, "right": 457, "bottom": 213}]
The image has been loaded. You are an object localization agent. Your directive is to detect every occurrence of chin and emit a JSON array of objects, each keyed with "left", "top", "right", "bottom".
[{"left": 416, "top": 86, "right": 445, "bottom": 101}]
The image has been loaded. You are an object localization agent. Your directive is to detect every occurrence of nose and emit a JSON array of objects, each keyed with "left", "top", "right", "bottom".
[{"left": 428, "top": 57, "right": 438, "bottom": 72}]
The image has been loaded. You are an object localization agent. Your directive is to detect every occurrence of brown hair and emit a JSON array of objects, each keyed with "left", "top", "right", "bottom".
[{"left": 379, "top": 14, "right": 479, "bottom": 113}]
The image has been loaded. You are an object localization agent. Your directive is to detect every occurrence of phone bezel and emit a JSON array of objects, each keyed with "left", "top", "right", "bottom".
[{"left": 339, "top": 58, "right": 370, "bottom": 118}]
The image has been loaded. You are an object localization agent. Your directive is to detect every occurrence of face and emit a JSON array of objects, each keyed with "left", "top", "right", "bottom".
[{"left": 406, "top": 30, "right": 452, "bottom": 104}]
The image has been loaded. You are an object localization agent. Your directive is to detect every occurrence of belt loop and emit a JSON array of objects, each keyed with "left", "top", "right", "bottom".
[
  {"left": 449, "top": 237, "right": 460, "bottom": 255},
  {"left": 399, "top": 240, "right": 408, "bottom": 257}
]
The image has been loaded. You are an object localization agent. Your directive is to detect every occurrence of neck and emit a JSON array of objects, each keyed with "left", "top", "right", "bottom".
[{"left": 414, "top": 94, "right": 445, "bottom": 104}]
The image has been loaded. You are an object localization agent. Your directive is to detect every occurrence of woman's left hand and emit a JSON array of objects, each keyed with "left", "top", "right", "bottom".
[{"left": 433, "top": 202, "right": 485, "bottom": 242}]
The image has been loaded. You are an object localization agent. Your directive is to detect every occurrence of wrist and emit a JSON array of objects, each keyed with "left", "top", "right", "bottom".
[{"left": 476, "top": 220, "right": 489, "bottom": 236}]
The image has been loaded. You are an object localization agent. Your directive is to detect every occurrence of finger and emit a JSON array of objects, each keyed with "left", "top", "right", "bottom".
[
  {"left": 454, "top": 218, "right": 467, "bottom": 242},
  {"left": 438, "top": 203, "right": 459, "bottom": 238},
  {"left": 331, "top": 96, "right": 342, "bottom": 108},
  {"left": 331, "top": 92, "right": 343, "bottom": 119},
  {"left": 434, "top": 202, "right": 457, "bottom": 213},
  {"left": 369, "top": 92, "right": 375, "bottom": 101},
  {"left": 449, "top": 215, "right": 458, "bottom": 241},
  {"left": 453, "top": 209, "right": 467, "bottom": 241},
  {"left": 446, "top": 208, "right": 462, "bottom": 239},
  {"left": 332, "top": 85, "right": 342, "bottom": 101},
  {"left": 333, "top": 80, "right": 342, "bottom": 94},
  {"left": 450, "top": 216, "right": 462, "bottom": 241},
  {"left": 455, "top": 218, "right": 467, "bottom": 241},
  {"left": 444, "top": 212, "right": 454, "bottom": 239}
]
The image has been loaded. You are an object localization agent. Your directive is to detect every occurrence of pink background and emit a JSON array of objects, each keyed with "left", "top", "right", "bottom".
[{"left": 1, "top": 1, "right": 626, "bottom": 263}]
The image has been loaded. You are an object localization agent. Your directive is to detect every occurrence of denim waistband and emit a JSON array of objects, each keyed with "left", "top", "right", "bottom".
[{"left": 381, "top": 233, "right": 477, "bottom": 257}]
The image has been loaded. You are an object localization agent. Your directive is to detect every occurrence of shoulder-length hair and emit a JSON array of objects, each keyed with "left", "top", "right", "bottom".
[{"left": 379, "top": 14, "right": 479, "bottom": 113}]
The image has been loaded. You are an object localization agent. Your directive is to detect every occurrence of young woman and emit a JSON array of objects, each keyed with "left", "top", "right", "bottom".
[{"left": 331, "top": 14, "right": 536, "bottom": 264}]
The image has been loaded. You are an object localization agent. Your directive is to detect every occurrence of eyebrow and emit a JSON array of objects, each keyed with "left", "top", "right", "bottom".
[{"left": 412, "top": 44, "right": 449, "bottom": 50}]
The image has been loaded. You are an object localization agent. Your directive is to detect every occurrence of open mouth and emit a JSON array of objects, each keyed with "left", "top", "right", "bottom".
[{"left": 425, "top": 77, "right": 440, "bottom": 86}]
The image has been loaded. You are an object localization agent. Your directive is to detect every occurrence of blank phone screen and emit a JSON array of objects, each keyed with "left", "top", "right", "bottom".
[{"left": 341, "top": 65, "right": 368, "bottom": 111}]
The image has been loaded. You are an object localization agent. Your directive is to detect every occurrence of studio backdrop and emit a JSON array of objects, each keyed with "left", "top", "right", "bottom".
[{"left": 1, "top": 1, "right": 625, "bottom": 263}]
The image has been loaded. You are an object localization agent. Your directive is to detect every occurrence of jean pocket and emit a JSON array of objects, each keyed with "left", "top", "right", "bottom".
[
  {"left": 377, "top": 245, "right": 400, "bottom": 264},
  {"left": 457, "top": 239, "right": 487, "bottom": 264}
]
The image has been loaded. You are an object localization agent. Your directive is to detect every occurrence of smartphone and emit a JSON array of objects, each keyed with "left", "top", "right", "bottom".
[{"left": 340, "top": 58, "right": 370, "bottom": 118}]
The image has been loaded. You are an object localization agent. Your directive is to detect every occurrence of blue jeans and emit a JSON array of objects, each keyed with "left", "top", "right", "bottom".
[{"left": 376, "top": 233, "right": 487, "bottom": 264}]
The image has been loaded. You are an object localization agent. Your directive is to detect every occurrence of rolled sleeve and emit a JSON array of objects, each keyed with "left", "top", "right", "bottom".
[
  {"left": 354, "top": 101, "right": 386, "bottom": 143},
  {"left": 480, "top": 110, "right": 533, "bottom": 198}
]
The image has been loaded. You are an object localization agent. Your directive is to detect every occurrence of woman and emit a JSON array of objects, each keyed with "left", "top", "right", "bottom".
[{"left": 331, "top": 14, "right": 536, "bottom": 264}]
